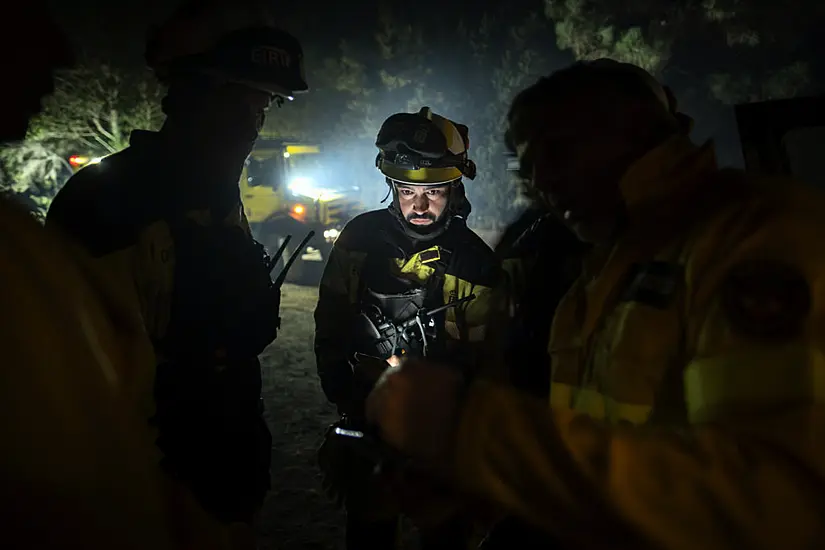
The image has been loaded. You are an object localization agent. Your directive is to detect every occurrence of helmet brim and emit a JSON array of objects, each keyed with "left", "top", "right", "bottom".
[
  {"left": 380, "top": 164, "right": 463, "bottom": 185},
  {"left": 200, "top": 69, "right": 308, "bottom": 98}
]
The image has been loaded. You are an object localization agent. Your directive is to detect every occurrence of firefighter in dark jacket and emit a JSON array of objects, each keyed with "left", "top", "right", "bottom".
[
  {"left": 479, "top": 210, "right": 589, "bottom": 550},
  {"left": 44, "top": 0, "right": 308, "bottom": 530},
  {"left": 315, "top": 107, "right": 500, "bottom": 550},
  {"left": 490, "top": 207, "right": 587, "bottom": 399}
]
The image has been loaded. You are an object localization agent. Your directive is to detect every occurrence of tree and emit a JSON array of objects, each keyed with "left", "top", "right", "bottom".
[
  {"left": 306, "top": 7, "right": 562, "bottom": 225},
  {"left": 453, "top": 12, "right": 561, "bottom": 228},
  {"left": 543, "top": 0, "right": 824, "bottom": 102},
  {"left": 539, "top": 0, "right": 823, "bottom": 166},
  {"left": 0, "top": 62, "right": 165, "bottom": 218}
]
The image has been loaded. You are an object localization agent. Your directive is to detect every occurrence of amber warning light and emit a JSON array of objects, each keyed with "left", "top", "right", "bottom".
[{"left": 69, "top": 155, "right": 103, "bottom": 167}]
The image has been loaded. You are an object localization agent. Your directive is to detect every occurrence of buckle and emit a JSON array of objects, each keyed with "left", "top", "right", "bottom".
[{"left": 419, "top": 248, "right": 441, "bottom": 264}]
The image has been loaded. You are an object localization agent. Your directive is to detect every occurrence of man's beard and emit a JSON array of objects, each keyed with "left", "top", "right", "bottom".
[
  {"left": 403, "top": 211, "right": 443, "bottom": 237},
  {"left": 406, "top": 212, "right": 437, "bottom": 224}
]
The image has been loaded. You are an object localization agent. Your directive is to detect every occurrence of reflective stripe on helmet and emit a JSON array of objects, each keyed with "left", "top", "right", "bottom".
[{"left": 382, "top": 164, "right": 463, "bottom": 185}]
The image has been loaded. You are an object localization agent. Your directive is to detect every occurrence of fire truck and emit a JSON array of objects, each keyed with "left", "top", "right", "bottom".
[
  {"left": 239, "top": 139, "right": 366, "bottom": 283},
  {"left": 68, "top": 140, "right": 366, "bottom": 284}
]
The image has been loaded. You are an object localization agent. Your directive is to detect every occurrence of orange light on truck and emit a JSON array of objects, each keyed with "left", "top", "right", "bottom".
[
  {"left": 293, "top": 204, "right": 305, "bottom": 215},
  {"left": 69, "top": 155, "right": 89, "bottom": 166}
]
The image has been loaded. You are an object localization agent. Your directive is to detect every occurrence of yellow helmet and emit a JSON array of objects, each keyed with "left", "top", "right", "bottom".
[
  {"left": 144, "top": 0, "right": 308, "bottom": 98},
  {"left": 375, "top": 107, "right": 477, "bottom": 185}
]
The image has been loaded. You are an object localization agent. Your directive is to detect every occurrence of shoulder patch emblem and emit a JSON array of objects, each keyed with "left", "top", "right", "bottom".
[{"left": 720, "top": 259, "right": 811, "bottom": 341}]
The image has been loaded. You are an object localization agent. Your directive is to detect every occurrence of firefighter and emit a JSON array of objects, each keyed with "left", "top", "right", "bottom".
[
  {"left": 0, "top": 4, "right": 237, "bottom": 549},
  {"left": 315, "top": 107, "right": 500, "bottom": 549},
  {"left": 366, "top": 59, "right": 825, "bottom": 549},
  {"left": 476, "top": 209, "right": 590, "bottom": 549},
  {"left": 45, "top": 0, "right": 308, "bottom": 530}
]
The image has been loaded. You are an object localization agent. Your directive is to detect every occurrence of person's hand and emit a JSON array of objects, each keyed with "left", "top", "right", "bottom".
[{"left": 365, "top": 358, "right": 466, "bottom": 462}]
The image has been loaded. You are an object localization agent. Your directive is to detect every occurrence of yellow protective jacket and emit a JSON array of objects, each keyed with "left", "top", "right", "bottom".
[
  {"left": 315, "top": 208, "right": 500, "bottom": 407},
  {"left": 449, "top": 136, "right": 825, "bottom": 549},
  {"left": 0, "top": 197, "right": 233, "bottom": 549}
]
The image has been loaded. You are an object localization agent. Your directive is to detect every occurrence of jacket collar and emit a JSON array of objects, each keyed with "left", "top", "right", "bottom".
[{"left": 619, "top": 136, "right": 718, "bottom": 215}]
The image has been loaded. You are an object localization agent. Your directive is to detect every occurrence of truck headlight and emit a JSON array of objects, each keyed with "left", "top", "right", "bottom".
[
  {"left": 323, "top": 228, "right": 340, "bottom": 242},
  {"left": 289, "top": 176, "right": 315, "bottom": 197}
]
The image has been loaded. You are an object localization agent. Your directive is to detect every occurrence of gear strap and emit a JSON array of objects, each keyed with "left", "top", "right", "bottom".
[
  {"left": 419, "top": 246, "right": 452, "bottom": 309},
  {"left": 420, "top": 246, "right": 453, "bottom": 349}
]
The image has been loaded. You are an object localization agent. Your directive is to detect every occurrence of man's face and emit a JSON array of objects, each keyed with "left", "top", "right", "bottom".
[
  {"left": 511, "top": 102, "right": 628, "bottom": 245},
  {"left": 395, "top": 183, "right": 450, "bottom": 226},
  {"left": 189, "top": 83, "right": 274, "bottom": 159}
]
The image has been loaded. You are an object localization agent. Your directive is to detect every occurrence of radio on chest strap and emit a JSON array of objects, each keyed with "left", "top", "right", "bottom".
[{"left": 353, "top": 244, "right": 456, "bottom": 360}]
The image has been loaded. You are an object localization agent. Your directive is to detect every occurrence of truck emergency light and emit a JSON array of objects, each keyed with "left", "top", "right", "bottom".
[
  {"left": 293, "top": 204, "right": 305, "bottom": 214},
  {"left": 285, "top": 144, "right": 321, "bottom": 155},
  {"left": 69, "top": 155, "right": 103, "bottom": 167}
]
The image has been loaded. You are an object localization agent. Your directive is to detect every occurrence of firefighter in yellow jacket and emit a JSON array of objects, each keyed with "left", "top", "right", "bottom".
[
  {"left": 0, "top": 4, "right": 235, "bottom": 549},
  {"left": 315, "top": 107, "right": 500, "bottom": 549},
  {"left": 366, "top": 59, "right": 825, "bottom": 549},
  {"left": 45, "top": 0, "right": 308, "bottom": 528}
]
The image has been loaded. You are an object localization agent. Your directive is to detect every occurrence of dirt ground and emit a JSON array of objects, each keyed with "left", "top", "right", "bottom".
[{"left": 257, "top": 283, "right": 346, "bottom": 549}]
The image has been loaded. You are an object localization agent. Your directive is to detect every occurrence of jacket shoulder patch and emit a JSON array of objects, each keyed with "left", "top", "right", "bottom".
[{"left": 720, "top": 259, "right": 811, "bottom": 341}]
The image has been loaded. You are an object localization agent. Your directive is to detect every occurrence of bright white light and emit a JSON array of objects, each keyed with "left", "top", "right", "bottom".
[
  {"left": 283, "top": 151, "right": 290, "bottom": 158},
  {"left": 288, "top": 176, "right": 316, "bottom": 196},
  {"left": 89, "top": 157, "right": 103, "bottom": 164},
  {"left": 288, "top": 176, "right": 343, "bottom": 201},
  {"left": 323, "top": 228, "right": 340, "bottom": 241}
]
